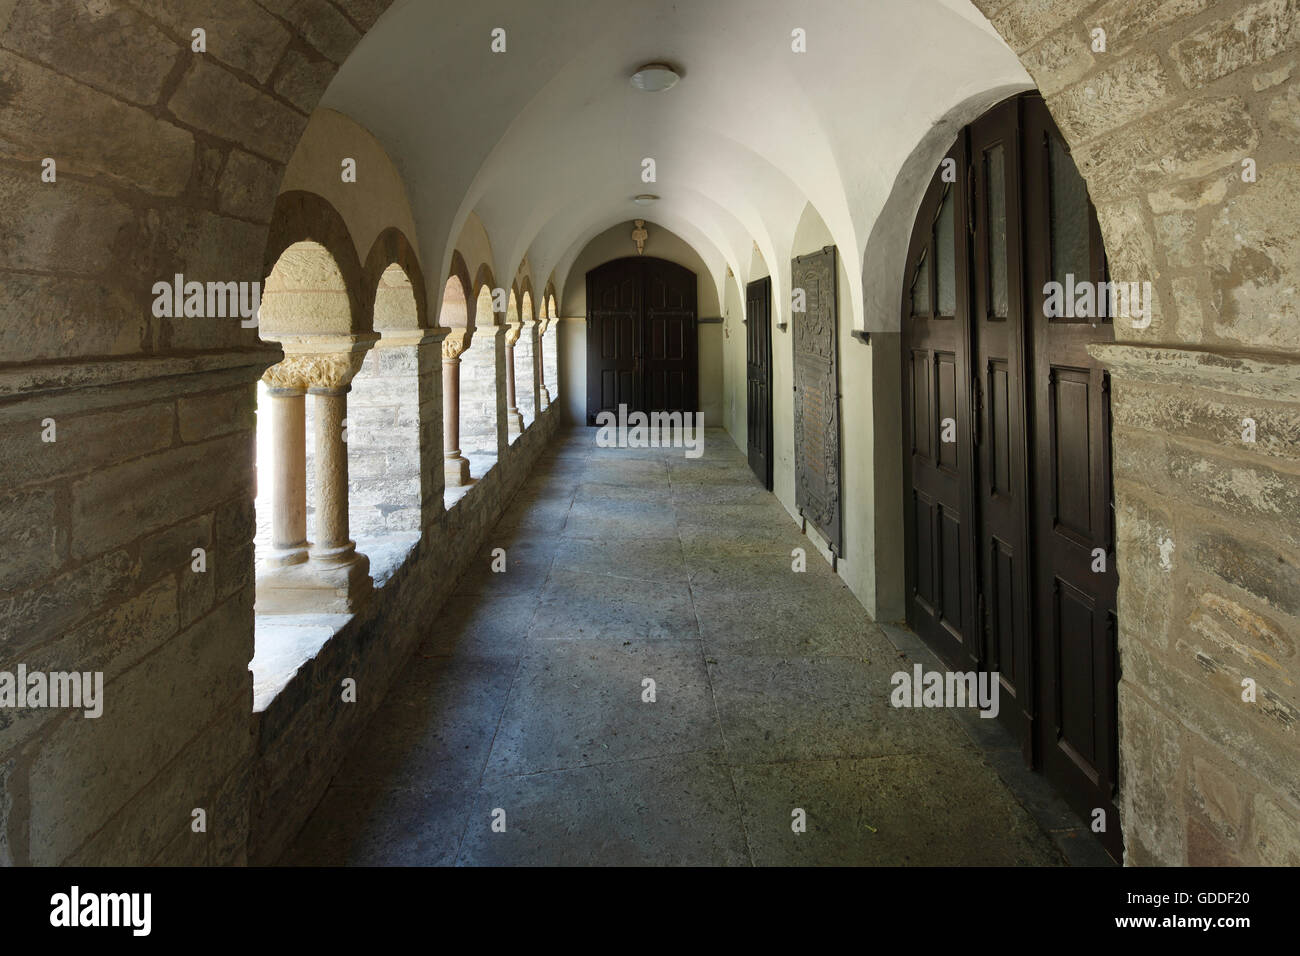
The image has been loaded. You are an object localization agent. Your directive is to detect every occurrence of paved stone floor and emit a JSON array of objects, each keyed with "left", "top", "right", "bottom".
[{"left": 280, "top": 428, "right": 1077, "bottom": 866}]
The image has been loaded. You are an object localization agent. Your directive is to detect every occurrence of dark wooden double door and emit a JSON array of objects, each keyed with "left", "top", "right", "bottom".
[
  {"left": 901, "top": 94, "right": 1120, "bottom": 858},
  {"left": 745, "top": 276, "right": 774, "bottom": 488},
  {"left": 585, "top": 256, "right": 698, "bottom": 424}
]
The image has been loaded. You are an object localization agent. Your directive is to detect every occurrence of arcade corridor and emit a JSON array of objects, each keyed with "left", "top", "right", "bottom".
[{"left": 280, "top": 429, "right": 1100, "bottom": 865}]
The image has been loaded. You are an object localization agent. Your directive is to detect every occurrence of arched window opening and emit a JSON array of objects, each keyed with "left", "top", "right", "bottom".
[
  {"left": 439, "top": 273, "right": 472, "bottom": 492},
  {"left": 516, "top": 290, "right": 537, "bottom": 428},
  {"left": 346, "top": 263, "right": 422, "bottom": 565},
  {"left": 255, "top": 238, "right": 374, "bottom": 616},
  {"left": 504, "top": 289, "right": 524, "bottom": 442},
  {"left": 458, "top": 285, "right": 500, "bottom": 470},
  {"left": 544, "top": 293, "right": 560, "bottom": 406}
]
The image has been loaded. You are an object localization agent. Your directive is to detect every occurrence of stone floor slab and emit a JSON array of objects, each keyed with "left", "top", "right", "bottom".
[
  {"left": 279, "top": 428, "right": 1077, "bottom": 867},
  {"left": 483, "top": 640, "right": 722, "bottom": 776},
  {"left": 457, "top": 753, "right": 751, "bottom": 866}
]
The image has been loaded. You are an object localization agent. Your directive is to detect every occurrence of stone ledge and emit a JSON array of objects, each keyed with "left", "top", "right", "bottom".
[
  {"left": 1091, "top": 343, "right": 1300, "bottom": 402},
  {"left": 250, "top": 531, "right": 419, "bottom": 711},
  {"left": 247, "top": 402, "right": 560, "bottom": 863},
  {"left": 0, "top": 346, "right": 284, "bottom": 400}
]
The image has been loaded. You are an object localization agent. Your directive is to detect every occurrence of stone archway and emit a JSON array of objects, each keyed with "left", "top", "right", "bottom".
[
  {"left": 257, "top": 191, "right": 376, "bottom": 616},
  {"left": 351, "top": 228, "right": 442, "bottom": 539},
  {"left": 459, "top": 270, "right": 504, "bottom": 467}
]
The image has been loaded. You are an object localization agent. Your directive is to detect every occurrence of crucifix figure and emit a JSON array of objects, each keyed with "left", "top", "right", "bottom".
[{"left": 632, "top": 219, "right": 648, "bottom": 255}]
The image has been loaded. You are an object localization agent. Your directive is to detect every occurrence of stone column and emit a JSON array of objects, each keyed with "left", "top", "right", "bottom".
[
  {"left": 310, "top": 385, "right": 356, "bottom": 565},
  {"left": 442, "top": 329, "right": 471, "bottom": 485},
  {"left": 505, "top": 323, "right": 524, "bottom": 438},
  {"left": 264, "top": 385, "right": 309, "bottom": 568},
  {"left": 257, "top": 334, "right": 377, "bottom": 614},
  {"left": 537, "top": 317, "right": 551, "bottom": 411}
]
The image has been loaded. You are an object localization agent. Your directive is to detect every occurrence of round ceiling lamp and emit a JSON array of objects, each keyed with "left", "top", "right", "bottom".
[
  {"left": 633, "top": 194, "right": 659, "bottom": 205},
  {"left": 630, "top": 63, "right": 680, "bottom": 93}
]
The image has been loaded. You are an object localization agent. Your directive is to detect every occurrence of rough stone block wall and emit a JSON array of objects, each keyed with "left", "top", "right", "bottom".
[
  {"left": 541, "top": 332, "right": 560, "bottom": 407},
  {"left": 342, "top": 343, "right": 422, "bottom": 537},
  {"left": 0, "top": 369, "right": 264, "bottom": 865},
  {"left": 974, "top": 0, "right": 1300, "bottom": 864},
  {"left": 460, "top": 334, "right": 501, "bottom": 456},
  {"left": 0, "top": 0, "right": 392, "bottom": 865},
  {"left": 516, "top": 332, "right": 538, "bottom": 425},
  {"left": 249, "top": 401, "right": 560, "bottom": 863}
]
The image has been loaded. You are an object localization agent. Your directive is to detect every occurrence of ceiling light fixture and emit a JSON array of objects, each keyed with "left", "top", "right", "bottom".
[
  {"left": 630, "top": 63, "right": 680, "bottom": 93},
  {"left": 633, "top": 194, "right": 659, "bottom": 205}
]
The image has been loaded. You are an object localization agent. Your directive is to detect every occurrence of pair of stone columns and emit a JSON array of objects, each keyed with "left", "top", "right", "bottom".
[
  {"left": 259, "top": 335, "right": 377, "bottom": 614},
  {"left": 442, "top": 322, "right": 523, "bottom": 484}
]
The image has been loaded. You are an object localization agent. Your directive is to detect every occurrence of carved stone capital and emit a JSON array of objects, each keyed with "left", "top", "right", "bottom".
[
  {"left": 262, "top": 333, "right": 379, "bottom": 390},
  {"left": 505, "top": 324, "right": 521, "bottom": 347},
  {"left": 442, "top": 328, "right": 471, "bottom": 360}
]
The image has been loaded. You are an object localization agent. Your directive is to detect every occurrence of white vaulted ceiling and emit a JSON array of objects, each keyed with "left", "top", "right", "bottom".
[{"left": 319, "top": 0, "right": 1031, "bottom": 323}]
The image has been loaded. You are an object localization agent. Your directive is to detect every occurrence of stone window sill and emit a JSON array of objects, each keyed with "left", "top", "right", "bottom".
[{"left": 250, "top": 531, "right": 418, "bottom": 712}]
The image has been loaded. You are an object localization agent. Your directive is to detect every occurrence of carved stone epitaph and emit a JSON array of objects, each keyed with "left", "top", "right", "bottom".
[{"left": 791, "top": 246, "right": 842, "bottom": 553}]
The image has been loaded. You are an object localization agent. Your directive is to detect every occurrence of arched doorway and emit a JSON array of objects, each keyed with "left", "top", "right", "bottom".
[
  {"left": 901, "top": 92, "right": 1120, "bottom": 858},
  {"left": 584, "top": 256, "right": 698, "bottom": 425}
]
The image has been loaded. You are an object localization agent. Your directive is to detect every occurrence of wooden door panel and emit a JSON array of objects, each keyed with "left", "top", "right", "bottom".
[
  {"left": 971, "top": 98, "right": 1032, "bottom": 748},
  {"left": 912, "top": 490, "right": 936, "bottom": 612},
  {"left": 1023, "top": 94, "right": 1121, "bottom": 858},
  {"left": 900, "top": 133, "right": 977, "bottom": 670},
  {"left": 1050, "top": 367, "right": 1095, "bottom": 541},
  {"left": 746, "top": 277, "right": 773, "bottom": 488},
  {"left": 988, "top": 538, "right": 1017, "bottom": 684},
  {"left": 642, "top": 258, "right": 698, "bottom": 415},
  {"left": 935, "top": 352, "right": 958, "bottom": 473},
  {"left": 910, "top": 350, "right": 931, "bottom": 461},
  {"left": 587, "top": 259, "right": 641, "bottom": 424},
  {"left": 938, "top": 505, "right": 964, "bottom": 637},
  {"left": 1054, "top": 579, "right": 1099, "bottom": 773}
]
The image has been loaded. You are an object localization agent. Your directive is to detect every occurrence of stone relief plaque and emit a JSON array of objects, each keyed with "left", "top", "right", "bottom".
[{"left": 791, "top": 245, "right": 843, "bottom": 554}]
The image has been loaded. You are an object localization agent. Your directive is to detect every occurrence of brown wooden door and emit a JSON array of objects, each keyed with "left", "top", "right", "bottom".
[
  {"left": 586, "top": 256, "right": 698, "bottom": 424},
  {"left": 900, "top": 135, "right": 980, "bottom": 672},
  {"left": 1022, "top": 96, "right": 1120, "bottom": 859},
  {"left": 900, "top": 93, "right": 1120, "bottom": 858},
  {"left": 970, "top": 99, "right": 1033, "bottom": 752},
  {"left": 586, "top": 257, "right": 641, "bottom": 425},
  {"left": 642, "top": 258, "right": 698, "bottom": 414},
  {"left": 746, "top": 276, "right": 773, "bottom": 489}
]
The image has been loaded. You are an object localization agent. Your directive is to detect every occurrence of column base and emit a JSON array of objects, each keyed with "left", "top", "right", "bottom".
[
  {"left": 508, "top": 410, "right": 525, "bottom": 437},
  {"left": 256, "top": 551, "right": 373, "bottom": 615},
  {"left": 261, "top": 544, "right": 309, "bottom": 569},
  {"left": 445, "top": 454, "right": 471, "bottom": 486},
  {"left": 538, "top": 390, "right": 550, "bottom": 411}
]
